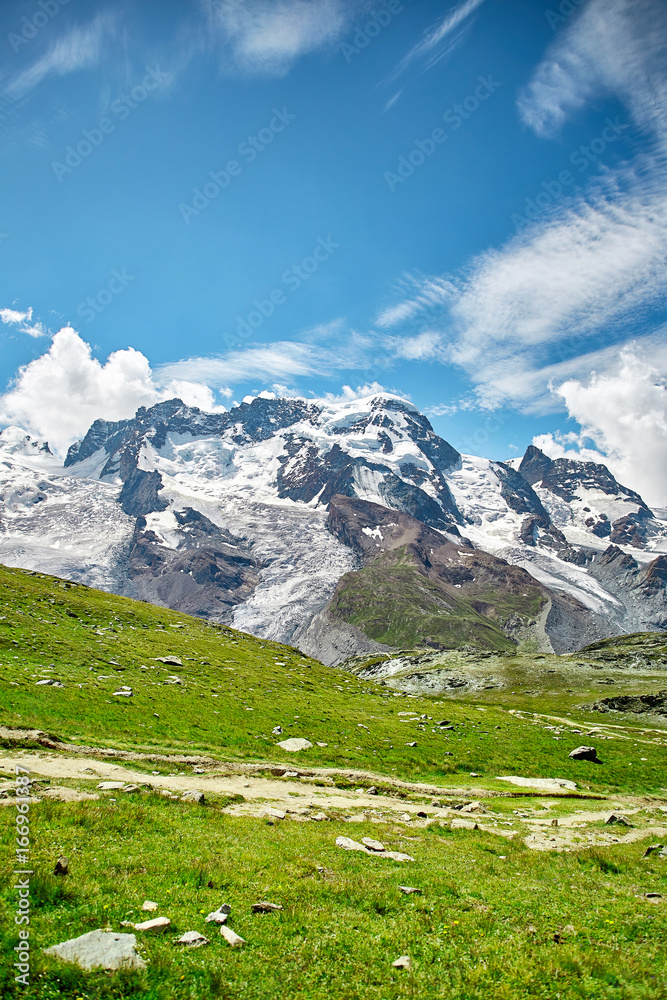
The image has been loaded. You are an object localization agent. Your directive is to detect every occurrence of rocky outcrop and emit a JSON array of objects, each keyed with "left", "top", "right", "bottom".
[{"left": 126, "top": 507, "right": 261, "bottom": 620}]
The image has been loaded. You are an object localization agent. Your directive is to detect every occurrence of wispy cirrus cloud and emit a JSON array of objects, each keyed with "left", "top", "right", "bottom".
[
  {"left": 390, "top": 0, "right": 486, "bottom": 79},
  {"left": 203, "top": 0, "right": 366, "bottom": 77},
  {"left": 6, "top": 12, "right": 117, "bottom": 98}
]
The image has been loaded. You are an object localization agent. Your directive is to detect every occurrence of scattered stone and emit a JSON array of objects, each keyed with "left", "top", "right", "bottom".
[
  {"left": 141, "top": 901, "right": 158, "bottom": 912},
  {"left": 398, "top": 886, "right": 421, "bottom": 895},
  {"left": 36, "top": 678, "right": 64, "bottom": 687},
  {"left": 451, "top": 818, "right": 479, "bottom": 831},
  {"left": 264, "top": 807, "right": 286, "bottom": 820},
  {"left": 220, "top": 925, "right": 245, "bottom": 947},
  {"left": 284, "top": 770, "right": 299, "bottom": 778},
  {"left": 336, "top": 836, "right": 368, "bottom": 853},
  {"left": 400, "top": 813, "right": 412, "bottom": 822},
  {"left": 496, "top": 776, "right": 577, "bottom": 792},
  {"left": 606, "top": 814, "right": 632, "bottom": 826},
  {"left": 181, "top": 790, "right": 205, "bottom": 804},
  {"left": 252, "top": 901, "right": 283, "bottom": 913},
  {"left": 206, "top": 904, "right": 231, "bottom": 924},
  {"left": 642, "top": 844, "right": 665, "bottom": 858},
  {"left": 97, "top": 782, "right": 126, "bottom": 791},
  {"left": 406, "top": 742, "right": 417, "bottom": 747},
  {"left": 44, "top": 930, "right": 146, "bottom": 971},
  {"left": 133, "top": 917, "right": 170, "bottom": 933},
  {"left": 311, "top": 812, "right": 329, "bottom": 822},
  {"left": 112, "top": 690, "right": 133, "bottom": 698},
  {"left": 361, "top": 837, "right": 386, "bottom": 852},
  {"left": 123, "top": 785, "right": 141, "bottom": 794},
  {"left": 367, "top": 786, "right": 378, "bottom": 795},
  {"left": 393, "top": 955, "right": 411, "bottom": 970},
  {"left": 177, "top": 931, "right": 209, "bottom": 948},
  {"left": 568, "top": 746, "right": 600, "bottom": 763},
  {"left": 460, "top": 801, "right": 485, "bottom": 814},
  {"left": 469, "top": 772, "right": 480, "bottom": 777},
  {"left": 53, "top": 857, "right": 68, "bottom": 877},
  {"left": 156, "top": 656, "right": 182, "bottom": 666},
  {"left": 272, "top": 726, "right": 283, "bottom": 735},
  {"left": 551, "top": 819, "right": 559, "bottom": 828},
  {"left": 316, "top": 742, "right": 328, "bottom": 748},
  {"left": 277, "top": 738, "right": 312, "bottom": 752},
  {"left": 431, "top": 799, "right": 442, "bottom": 808},
  {"left": 193, "top": 767, "right": 205, "bottom": 774},
  {"left": 383, "top": 850, "right": 415, "bottom": 862},
  {"left": 417, "top": 811, "right": 428, "bottom": 818}
]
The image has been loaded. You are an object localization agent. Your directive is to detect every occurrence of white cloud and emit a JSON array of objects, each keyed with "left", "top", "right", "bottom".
[
  {"left": 1, "top": 307, "right": 32, "bottom": 325},
  {"left": 390, "top": 0, "right": 486, "bottom": 79},
  {"left": 375, "top": 0, "right": 667, "bottom": 414},
  {"left": 6, "top": 14, "right": 117, "bottom": 97},
  {"left": 0, "top": 328, "right": 228, "bottom": 456},
  {"left": 533, "top": 350, "right": 667, "bottom": 506},
  {"left": 0, "top": 306, "right": 49, "bottom": 338},
  {"left": 205, "top": 0, "right": 364, "bottom": 76},
  {"left": 518, "top": 0, "right": 667, "bottom": 141}
]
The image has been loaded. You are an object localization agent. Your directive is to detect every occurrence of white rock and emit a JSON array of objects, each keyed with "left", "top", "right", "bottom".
[
  {"left": 361, "top": 837, "right": 386, "bottom": 852},
  {"left": 177, "top": 931, "right": 209, "bottom": 948},
  {"left": 44, "top": 930, "right": 145, "bottom": 971},
  {"left": 264, "top": 807, "right": 286, "bottom": 820},
  {"left": 277, "top": 738, "right": 312, "bottom": 752},
  {"left": 97, "top": 782, "right": 126, "bottom": 791},
  {"left": 393, "top": 955, "right": 411, "bottom": 969},
  {"left": 496, "top": 776, "right": 577, "bottom": 792},
  {"left": 181, "top": 790, "right": 205, "bottom": 804},
  {"left": 133, "top": 917, "right": 170, "bottom": 933},
  {"left": 272, "top": 726, "right": 283, "bottom": 735},
  {"left": 398, "top": 886, "right": 421, "bottom": 894},
  {"left": 336, "top": 836, "right": 368, "bottom": 853},
  {"left": 141, "top": 901, "right": 158, "bottom": 912},
  {"left": 113, "top": 690, "right": 133, "bottom": 698},
  {"left": 311, "top": 812, "right": 329, "bottom": 821},
  {"left": 220, "top": 925, "right": 245, "bottom": 947},
  {"left": 156, "top": 656, "right": 182, "bottom": 666},
  {"left": 384, "top": 851, "right": 416, "bottom": 862},
  {"left": 451, "top": 818, "right": 478, "bottom": 831},
  {"left": 205, "top": 904, "right": 231, "bottom": 924}
]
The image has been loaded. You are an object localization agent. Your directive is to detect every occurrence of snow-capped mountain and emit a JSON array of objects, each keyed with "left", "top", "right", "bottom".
[{"left": 0, "top": 392, "right": 665, "bottom": 663}]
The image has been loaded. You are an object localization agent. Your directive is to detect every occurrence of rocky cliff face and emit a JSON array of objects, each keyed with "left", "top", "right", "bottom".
[{"left": 0, "top": 394, "right": 665, "bottom": 662}]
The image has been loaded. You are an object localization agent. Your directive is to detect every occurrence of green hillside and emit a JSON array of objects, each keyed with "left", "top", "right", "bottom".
[{"left": 0, "top": 564, "right": 666, "bottom": 1000}]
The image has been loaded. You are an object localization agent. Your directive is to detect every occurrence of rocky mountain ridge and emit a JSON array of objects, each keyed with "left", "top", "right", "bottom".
[{"left": 0, "top": 392, "right": 665, "bottom": 661}]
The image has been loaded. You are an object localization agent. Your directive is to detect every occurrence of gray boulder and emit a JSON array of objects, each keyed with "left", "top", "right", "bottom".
[{"left": 44, "top": 930, "right": 146, "bottom": 971}]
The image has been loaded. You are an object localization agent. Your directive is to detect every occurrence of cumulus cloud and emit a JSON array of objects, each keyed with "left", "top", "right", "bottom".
[
  {"left": 205, "top": 0, "right": 364, "bottom": 76},
  {"left": 0, "top": 327, "right": 228, "bottom": 456},
  {"left": 534, "top": 350, "right": 667, "bottom": 506}
]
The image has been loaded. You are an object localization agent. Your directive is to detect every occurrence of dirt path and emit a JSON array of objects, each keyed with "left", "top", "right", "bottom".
[{"left": 2, "top": 748, "right": 666, "bottom": 853}]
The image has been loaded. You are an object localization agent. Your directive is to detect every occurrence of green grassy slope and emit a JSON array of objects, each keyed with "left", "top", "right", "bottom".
[
  {"left": 1, "top": 565, "right": 666, "bottom": 999},
  {"left": 1, "top": 564, "right": 666, "bottom": 795},
  {"left": 328, "top": 549, "right": 543, "bottom": 652}
]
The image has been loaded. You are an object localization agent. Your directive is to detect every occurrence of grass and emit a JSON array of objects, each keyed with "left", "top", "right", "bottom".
[
  {"left": 0, "top": 562, "right": 666, "bottom": 998},
  {"left": 328, "top": 548, "right": 545, "bottom": 653},
  {"left": 0, "top": 792, "right": 666, "bottom": 999}
]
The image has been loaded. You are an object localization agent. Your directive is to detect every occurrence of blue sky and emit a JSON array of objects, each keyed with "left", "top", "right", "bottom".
[{"left": 1, "top": 0, "right": 666, "bottom": 502}]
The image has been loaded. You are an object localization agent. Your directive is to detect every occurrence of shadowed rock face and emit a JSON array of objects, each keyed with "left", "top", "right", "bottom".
[{"left": 126, "top": 507, "right": 261, "bottom": 620}]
